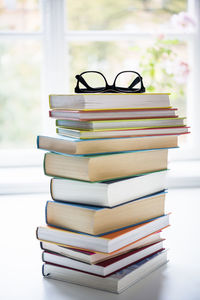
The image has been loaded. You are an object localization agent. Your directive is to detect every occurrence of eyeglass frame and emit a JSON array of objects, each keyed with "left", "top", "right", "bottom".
[{"left": 74, "top": 70, "right": 146, "bottom": 93}]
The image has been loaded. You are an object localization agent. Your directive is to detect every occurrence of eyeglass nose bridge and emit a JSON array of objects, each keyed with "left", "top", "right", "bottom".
[{"left": 106, "top": 84, "right": 114, "bottom": 88}]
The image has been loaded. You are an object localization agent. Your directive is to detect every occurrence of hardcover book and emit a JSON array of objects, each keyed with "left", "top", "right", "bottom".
[
  {"left": 42, "top": 250, "right": 168, "bottom": 293},
  {"left": 45, "top": 191, "right": 166, "bottom": 235},
  {"left": 44, "top": 149, "right": 168, "bottom": 182},
  {"left": 36, "top": 214, "right": 169, "bottom": 253},
  {"left": 42, "top": 241, "right": 164, "bottom": 276},
  {"left": 37, "top": 134, "right": 178, "bottom": 155},
  {"left": 40, "top": 231, "right": 163, "bottom": 264},
  {"left": 50, "top": 170, "right": 167, "bottom": 207}
]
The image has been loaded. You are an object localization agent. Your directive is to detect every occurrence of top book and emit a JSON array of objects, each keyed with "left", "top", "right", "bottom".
[{"left": 49, "top": 93, "right": 170, "bottom": 110}]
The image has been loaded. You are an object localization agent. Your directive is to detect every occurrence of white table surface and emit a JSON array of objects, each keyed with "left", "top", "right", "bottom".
[{"left": 0, "top": 188, "right": 200, "bottom": 300}]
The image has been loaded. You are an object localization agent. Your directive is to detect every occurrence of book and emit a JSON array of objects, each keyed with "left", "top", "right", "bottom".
[
  {"left": 49, "top": 107, "right": 177, "bottom": 120},
  {"left": 42, "top": 241, "right": 164, "bottom": 276},
  {"left": 42, "top": 250, "right": 167, "bottom": 293},
  {"left": 44, "top": 149, "right": 168, "bottom": 182},
  {"left": 37, "top": 134, "right": 178, "bottom": 155},
  {"left": 40, "top": 231, "right": 163, "bottom": 264},
  {"left": 50, "top": 170, "right": 167, "bottom": 207},
  {"left": 46, "top": 192, "right": 166, "bottom": 235},
  {"left": 56, "top": 117, "right": 185, "bottom": 130},
  {"left": 49, "top": 93, "right": 170, "bottom": 110},
  {"left": 56, "top": 126, "right": 189, "bottom": 139},
  {"left": 36, "top": 214, "right": 169, "bottom": 253}
]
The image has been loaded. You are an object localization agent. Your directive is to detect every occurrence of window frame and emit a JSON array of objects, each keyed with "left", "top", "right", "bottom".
[{"left": 0, "top": 0, "right": 200, "bottom": 168}]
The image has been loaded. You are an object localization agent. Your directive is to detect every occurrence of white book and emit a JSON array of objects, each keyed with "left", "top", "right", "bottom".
[
  {"left": 36, "top": 214, "right": 169, "bottom": 253},
  {"left": 42, "top": 250, "right": 168, "bottom": 293},
  {"left": 40, "top": 232, "right": 162, "bottom": 264},
  {"left": 49, "top": 93, "right": 170, "bottom": 110},
  {"left": 51, "top": 170, "right": 167, "bottom": 207}
]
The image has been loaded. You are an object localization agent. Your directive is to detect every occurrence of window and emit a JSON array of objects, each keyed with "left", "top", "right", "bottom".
[{"left": 0, "top": 0, "right": 199, "bottom": 170}]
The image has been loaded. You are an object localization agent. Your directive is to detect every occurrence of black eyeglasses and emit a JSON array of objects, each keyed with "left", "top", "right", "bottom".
[{"left": 74, "top": 71, "right": 145, "bottom": 93}]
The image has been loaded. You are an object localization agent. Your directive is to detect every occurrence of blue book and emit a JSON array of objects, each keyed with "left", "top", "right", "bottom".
[
  {"left": 45, "top": 191, "right": 166, "bottom": 235},
  {"left": 37, "top": 134, "right": 178, "bottom": 155}
]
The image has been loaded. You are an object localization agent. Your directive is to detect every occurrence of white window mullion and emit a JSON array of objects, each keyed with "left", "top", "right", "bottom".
[
  {"left": 169, "top": 0, "right": 200, "bottom": 161},
  {"left": 41, "top": 0, "right": 68, "bottom": 132},
  {"left": 188, "top": 0, "right": 200, "bottom": 150},
  {"left": 64, "top": 30, "right": 194, "bottom": 42}
]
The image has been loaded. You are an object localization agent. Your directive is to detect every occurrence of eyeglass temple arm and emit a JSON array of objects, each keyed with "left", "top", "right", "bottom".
[
  {"left": 128, "top": 76, "right": 145, "bottom": 92},
  {"left": 75, "top": 75, "right": 92, "bottom": 89},
  {"left": 128, "top": 76, "right": 141, "bottom": 88}
]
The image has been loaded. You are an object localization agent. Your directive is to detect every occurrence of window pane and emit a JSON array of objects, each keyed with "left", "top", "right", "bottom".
[
  {"left": 68, "top": 39, "right": 189, "bottom": 146},
  {"left": 0, "top": 0, "right": 41, "bottom": 31},
  {"left": 66, "top": 0, "right": 188, "bottom": 31},
  {"left": 69, "top": 39, "right": 188, "bottom": 114},
  {"left": 0, "top": 40, "right": 42, "bottom": 148}
]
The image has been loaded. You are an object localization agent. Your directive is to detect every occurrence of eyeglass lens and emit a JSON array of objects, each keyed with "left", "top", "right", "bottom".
[
  {"left": 115, "top": 72, "right": 141, "bottom": 91},
  {"left": 79, "top": 72, "right": 106, "bottom": 90}
]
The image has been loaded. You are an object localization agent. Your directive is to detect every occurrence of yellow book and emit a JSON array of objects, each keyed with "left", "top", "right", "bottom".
[
  {"left": 56, "top": 126, "right": 189, "bottom": 139},
  {"left": 49, "top": 93, "right": 170, "bottom": 110},
  {"left": 56, "top": 117, "right": 185, "bottom": 131}
]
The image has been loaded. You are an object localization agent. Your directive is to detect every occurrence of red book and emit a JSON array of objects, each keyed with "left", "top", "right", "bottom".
[
  {"left": 42, "top": 241, "right": 164, "bottom": 277},
  {"left": 49, "top": 108, "right": 178, "bottom": 121}
]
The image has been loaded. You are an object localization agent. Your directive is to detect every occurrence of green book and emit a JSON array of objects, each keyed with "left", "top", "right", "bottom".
[{"left": 44, "top": 148, "right": 168, "bottom": 182}]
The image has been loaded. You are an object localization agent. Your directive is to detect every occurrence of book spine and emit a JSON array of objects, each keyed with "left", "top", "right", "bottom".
[
  {"left": 50, "top": 178, "right": 54, "bottom": 200},
  {"left": 45, "top": 201, "right": 49, "bottom": 225},
  {"left": 36, "top": 227, "right": 39, "bottom": 240},
  {"left": 36, "top": 136, "right": 40, "bottom": 149},
  {"left": 43, "top": 153, "right": 47, "bottom": 176},
  {"left": 42, "top": 251, "right": 45, "bottom": 263},
  {"left": 42, "top": 264, "right": 51, "bottom": 277},
  {"left": 40, "top": 241, "right": 44, "bottom": 250},
  {"left": 49, "top": 95, "right": 52, "bottom": 109},
  {"left": 42, "top": 264, "right": 45, "bottom": 276}
]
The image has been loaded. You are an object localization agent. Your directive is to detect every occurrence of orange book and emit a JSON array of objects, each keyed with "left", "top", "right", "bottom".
[
  {"left": 40, "top": 231, "right": 164, "bottom": 264},
  {"left": 36, "top": 214, "right": 169, "bottom": 253}
]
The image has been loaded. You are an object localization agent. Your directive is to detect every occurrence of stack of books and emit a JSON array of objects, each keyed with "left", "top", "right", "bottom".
[{"left": 36, "top": 93, "right": 188, "bottom": 294}]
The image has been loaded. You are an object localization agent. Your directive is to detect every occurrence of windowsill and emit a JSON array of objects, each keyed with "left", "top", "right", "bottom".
[
  {"left": 0, "top": 160, "right": 200, "bottom": 195},
  {"left": 0, "top": 166, "right": 50, "bottom": 195},
  {"left": 168, "top": 160, "right": 200, "bottom": 188}
]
